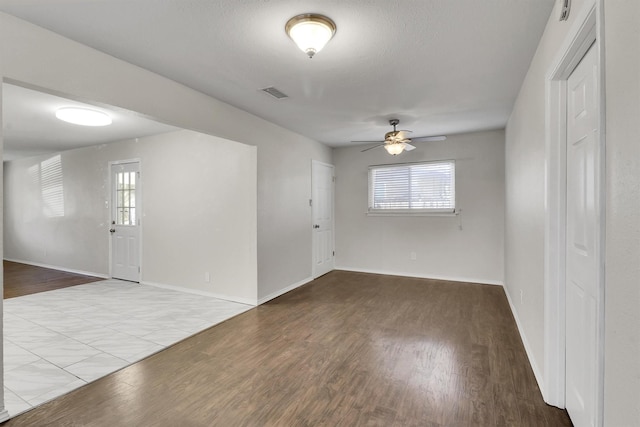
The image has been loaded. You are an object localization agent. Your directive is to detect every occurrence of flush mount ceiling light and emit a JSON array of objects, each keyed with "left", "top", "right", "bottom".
[
  {"left": 55, "top": 107, "right": 112, "bottom": 126},
  {"left": 285, "top": 13, "right": 336, "bottom": 58}
]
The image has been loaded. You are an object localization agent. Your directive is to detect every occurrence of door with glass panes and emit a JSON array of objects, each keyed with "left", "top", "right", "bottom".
[{"left": 110, "top": 161, "right": 140, "bottom": 282}]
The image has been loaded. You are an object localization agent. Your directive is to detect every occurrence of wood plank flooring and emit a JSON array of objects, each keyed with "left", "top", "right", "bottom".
[
  {"left": 3, "top": 271, "right": 572, "bottom": 426},
  {"left": 3, "top": 261, "right": 103, "bottom": 299}
]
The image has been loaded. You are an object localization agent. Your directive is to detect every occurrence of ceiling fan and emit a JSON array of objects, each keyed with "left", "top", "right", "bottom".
[{"left": 355, "top": 119, "right": 447, "bottom": 155}]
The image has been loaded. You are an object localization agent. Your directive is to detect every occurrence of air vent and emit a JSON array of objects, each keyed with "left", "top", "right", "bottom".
[{"left": 261, "top": 86, "right": 289, "bottom": 100}]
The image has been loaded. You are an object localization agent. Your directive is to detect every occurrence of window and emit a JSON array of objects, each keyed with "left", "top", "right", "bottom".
[
  {"left": 28, "top": 154, "right": 65, "bottom": 218},
  {"left": 368, "top": 160, "right": 455, "bottom": 214},
  {"left": 115, "top": 171, "right": 137, "bottom": 225}
]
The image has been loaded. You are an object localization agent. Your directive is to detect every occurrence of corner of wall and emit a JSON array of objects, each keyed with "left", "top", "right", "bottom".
[
  {"left": 257, "top": 276, "right": 313, "bottom": 305},
  {"left": 503, "top": 284, "right": 546, "bottom": 399}
]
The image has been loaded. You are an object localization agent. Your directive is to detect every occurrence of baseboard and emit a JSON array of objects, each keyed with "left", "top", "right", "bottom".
[
  {"left": 257, "top": 276, "right": 314, "bottom": 305},
  {"left": 504, "top": 286, "right": 546, "bottom": 400},
  {"left": 0, "top": 409, "right": 9, "bottom": 422},
  {"left": 334, "top": 266, "right": 504, "bottom": 287},
  {"left": 3, "top": 258, "right": 109, "bottom": 279},
  {"left": 140, "top": 280, "right": 256, "bottom": 306}
]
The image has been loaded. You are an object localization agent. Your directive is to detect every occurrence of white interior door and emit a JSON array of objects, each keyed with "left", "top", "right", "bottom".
[
  {"left": 111, "top": 161, "right": 141, "bottom": 282},
  {"left": 312, "top": 161, "right": 334, "bottom": 278},
  {"left": 565, "top": 44, "right": 600, "bottom": 427}
]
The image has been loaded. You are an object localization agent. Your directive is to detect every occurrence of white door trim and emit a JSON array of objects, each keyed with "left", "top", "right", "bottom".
[
  {"left": 544, "top": 2, "right": 605, "bottom": 424},
  {"left": 311, "top": 160, "right": 335, "bottom": 278},
  {"left": 108, "top": 158, "right": 142, "bottom": 281}
]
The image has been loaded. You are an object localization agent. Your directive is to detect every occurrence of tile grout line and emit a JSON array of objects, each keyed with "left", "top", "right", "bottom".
[{"left": 3, "top": 279, "right": 253, "bottom": 418}]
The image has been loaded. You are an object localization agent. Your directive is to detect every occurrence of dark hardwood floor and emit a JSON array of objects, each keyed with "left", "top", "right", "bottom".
[
  {"left": 3, "top": 260, "right": 104, "bottom": 299},
  {"left": 3, "top": 270, "right": 572, "bottom": 426}
]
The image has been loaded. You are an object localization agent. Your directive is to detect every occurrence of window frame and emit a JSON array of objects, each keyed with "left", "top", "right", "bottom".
[
  {"left": 114, "top": 170, "right": 138, "bottom": 226},
  {"left": 367, "top": 160, "right": 456, "bottom": 216}
]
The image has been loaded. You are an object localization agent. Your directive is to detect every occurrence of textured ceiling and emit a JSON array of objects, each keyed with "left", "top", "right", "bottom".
[{"left": 0, "top": 0, "right": 554, "bottom": 147}]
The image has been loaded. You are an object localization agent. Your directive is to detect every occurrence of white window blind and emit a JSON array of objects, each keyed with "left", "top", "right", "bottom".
[{"left": 368, "top": 160, "right": 455, "bottom": 214}]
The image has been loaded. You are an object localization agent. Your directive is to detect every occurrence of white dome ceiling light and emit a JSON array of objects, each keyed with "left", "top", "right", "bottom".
[
  {"left": 285, "top": 14, "right": 336, "bottom": 59},
  {"left": 55, "top": 107, "right": 112, "bottom": 126}
]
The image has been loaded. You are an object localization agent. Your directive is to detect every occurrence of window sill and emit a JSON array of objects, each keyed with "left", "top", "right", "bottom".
[{"left": 366, "top": 210, "right": 459, "bottom": 217}]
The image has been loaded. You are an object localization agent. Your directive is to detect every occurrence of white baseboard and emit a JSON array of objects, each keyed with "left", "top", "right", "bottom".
[
  {"left": 504, "top": 286, "right": 546, "bottom": 400},
  {"left": 334, "top": 266, "right": 504, "bottom": 287},
  {"left": 3, "top": 258, "right": 109, "bottom": 279},
  {"left": 257, "top": 276, "right": 314, "bottom": 305},
  {"left": 0, "top": 409, "right": 9, "bottom": 423},
  {"left": 140, "top": 280, "right": 256, "bottom": 306}
]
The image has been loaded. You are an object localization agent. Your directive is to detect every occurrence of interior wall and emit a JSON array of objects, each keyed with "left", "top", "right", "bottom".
[
  {"left": 504, "top": 0, "right": 592, "bottom": 386},
  {"left": 3, "top": 130, "right": 258, "bottom": 304},
  {"left": 0, "top": 82, "right": 6, "bottom": 419},
  {"left": 0, "top": 12, "right": 332, "bottom": 304},
  {"left": 602, "top": 0, "right": 640, "bottom": 424},
  {"left": 334, "top": 129, "right": 505, "bottom": 284}
]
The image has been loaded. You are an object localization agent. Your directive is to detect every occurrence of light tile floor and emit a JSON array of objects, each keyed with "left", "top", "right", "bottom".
[{"left": 3, "top": 280, "right": 252, "bottom": 418}]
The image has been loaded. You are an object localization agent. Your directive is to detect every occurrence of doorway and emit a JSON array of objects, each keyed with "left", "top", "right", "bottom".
[
  {"left": 564, "top": 42, "right": 599, "bottom": 427},
  {"left": 110, "top": 161, "right": 141, "bottom": 282},
  {"left": 311, "top": 160, "right": 335, "bottom": 278},
  {"left": 544, "top": 5, "right": 604, "bottom": 426}
]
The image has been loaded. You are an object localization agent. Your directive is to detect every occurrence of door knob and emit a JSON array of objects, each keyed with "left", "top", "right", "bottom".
[
  {"left": 109, "top": 228, "right": 116, "bottom": 233},
  {"left": 313, "top": 224, "right": 320, "bottom": 229}
]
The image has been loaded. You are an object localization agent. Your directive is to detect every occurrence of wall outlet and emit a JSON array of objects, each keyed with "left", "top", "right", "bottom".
[
  {"left": 204, "top": 272, "right": 210, "bottom": 283},
  {"left": 410, "top": 252, "right": 417, "bottom": 260}
]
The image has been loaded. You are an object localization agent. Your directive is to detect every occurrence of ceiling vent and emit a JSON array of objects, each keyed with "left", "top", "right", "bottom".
[{"left": 260, "top": 86, "right": 289, "bottom": 100}]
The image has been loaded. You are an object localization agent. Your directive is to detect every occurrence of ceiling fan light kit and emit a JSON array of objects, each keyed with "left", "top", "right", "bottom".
[
  {"left": 384, "top": 142, "right": 405, "bottom": 155},
  {"left": 285, "top": 14, "right": 336, "bottom": 58},
  {"left": 355, "top": 119, "right": 446, "bottom": 155}
]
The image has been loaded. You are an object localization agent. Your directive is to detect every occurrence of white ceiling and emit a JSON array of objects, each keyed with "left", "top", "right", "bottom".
[
  {"left": 0, "top": 0, "right": 554, "bottom": 148},
  {"left": 2, "top": 83, "right": 178, "bottom": 161}
]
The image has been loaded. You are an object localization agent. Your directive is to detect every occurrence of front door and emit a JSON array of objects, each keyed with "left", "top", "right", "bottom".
[
  {"left": 565, "top": 43, "right": 600, "bottom": 427},
  {"left": 111, "top": 161, "right": 140, "bottom": 282},
  {"left": 312, "top": 161, "right": 335, "bottom": 278}
]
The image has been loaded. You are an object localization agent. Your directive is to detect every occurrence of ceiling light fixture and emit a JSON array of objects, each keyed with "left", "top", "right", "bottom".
[
  {"left": 55, "top": 107, "right": 112, "bottom": 126},
  {"left": 285, "top": 13, "right": 336, "bottom": 58},
  {"left": 384, "top": 142, "right": 405, "bottom": 156}
]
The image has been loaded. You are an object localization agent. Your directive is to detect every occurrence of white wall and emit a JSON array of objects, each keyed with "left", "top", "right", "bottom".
[
  {"left": 507, "top": 0, "right": 640, "bottom": 424},
  {"left": 602, "top": 0, "right": 640, "bottom": 424},
  {"left": 0, "top": 82, "right": 6, "bottom": 420},
  {"left": 334, "top": 129, "right": 504, "bottom": 285},
  {"left": 4, "top": 130, "right": 258, "bottom": 303},
  {"left": 0, "top": 13, "right": 332, "bottom": 302},
  {"left": 504, "top": 0, "right": 591, "bottom": 386}
]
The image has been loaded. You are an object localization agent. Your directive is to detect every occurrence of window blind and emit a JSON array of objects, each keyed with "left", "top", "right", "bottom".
[{"left": 368, "top": 160, "right": 455, "bottom": 213}]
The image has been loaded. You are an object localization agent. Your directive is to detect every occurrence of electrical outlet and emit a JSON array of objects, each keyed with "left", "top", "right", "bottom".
[
  {"left": 204, "top": 272, "right": 210, "bottom": 283},
  {"left": 410, "top": 252, "right": 417, "bottom": 260}
]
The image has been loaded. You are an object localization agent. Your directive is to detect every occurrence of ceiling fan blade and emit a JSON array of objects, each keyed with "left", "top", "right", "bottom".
[
  {"left": 396, "top": 130, "right": 412, "bottom": 139},
  {"left": 403, "top": 143, "right": 417, "bottom": 151},
  {"left": 360, "top": 142, "right": 385, "bottom": 152},
  {"left": 412, "top": 135, "right": 447, "bottom": 142}
]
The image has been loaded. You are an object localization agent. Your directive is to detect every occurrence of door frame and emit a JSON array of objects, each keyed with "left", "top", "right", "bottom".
[
  {"left": 544, "top": 2, "right": 605, "bottom": 423},
  {"left": 108, "top": 158, "right": 143, "bottom": 281},
  {"left": 311, "top": 160, "right": 335, "bottom": 278}
]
